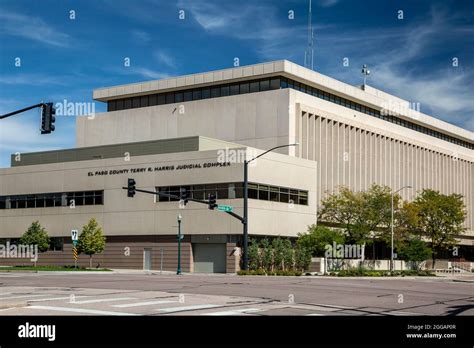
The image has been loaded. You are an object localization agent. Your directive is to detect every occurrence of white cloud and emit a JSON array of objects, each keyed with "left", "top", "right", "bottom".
[
  {"left": 131, "top": 29, "right": 151, "bottom": 43},
  {"left": 318, "top": 0, "right": 340, "bottom": 8},
  {"left": 153, "top": 51, "right": 177, "bottom": 69},
  {"left": 0, "top": 73, "right": 69, "bottom": 86},
  {"left": 0, "top": 11, "right": 70, "bottom": 47}
]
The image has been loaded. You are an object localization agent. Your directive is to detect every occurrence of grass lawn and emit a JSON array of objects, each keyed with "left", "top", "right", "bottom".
[{"left": 0, "top": 265, "right": 112, "bottom": 272}]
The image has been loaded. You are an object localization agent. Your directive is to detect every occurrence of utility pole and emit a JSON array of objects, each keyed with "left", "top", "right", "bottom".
[
  {"left": 242, "top": 143, "right": 298, "bottom": 270},
  {"left": 177, "top": 214, "right": 182, "bottom": 275}
]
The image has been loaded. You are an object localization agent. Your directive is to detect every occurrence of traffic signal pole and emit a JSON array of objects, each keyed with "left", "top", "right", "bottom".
[
  {"left": 0, "top": 103, "right": 56, "bottom": 134},
  {"left": 0, "top": 103, "right": 43, "bottom": 119}
]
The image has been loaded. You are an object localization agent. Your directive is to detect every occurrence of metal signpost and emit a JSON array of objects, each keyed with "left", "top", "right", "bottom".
[{"left": 71, "top": 229, "right": 78, "bottom": 268}]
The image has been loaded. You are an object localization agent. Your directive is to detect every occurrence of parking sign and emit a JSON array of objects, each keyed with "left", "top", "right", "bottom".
[{"left": 71, "top": 229, "right": 78, "bottom": 241}]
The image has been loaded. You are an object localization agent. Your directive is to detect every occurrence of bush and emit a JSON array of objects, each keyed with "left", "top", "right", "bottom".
[{"left": 237, "top": 269, "right": 301, "bottom": 276}]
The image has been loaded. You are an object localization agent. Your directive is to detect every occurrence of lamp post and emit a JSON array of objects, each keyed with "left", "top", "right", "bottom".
[
  {"left": 177, "top": 214, "right": 182, "bottom": 275},
  {"left": 390, "top": 185, "right": 412, "bottom": 272},
  {"left": 242, "top": 142, "right": 299, "bottom": 270}
]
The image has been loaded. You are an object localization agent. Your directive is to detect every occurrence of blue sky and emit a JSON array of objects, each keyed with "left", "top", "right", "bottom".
[{"left": 0, "top": 0, "right": 473, "bottom": 168}]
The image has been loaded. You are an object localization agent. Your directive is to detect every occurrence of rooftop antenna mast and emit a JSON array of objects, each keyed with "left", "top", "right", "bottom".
[{"left": 304, "top": 0, "right": 314, "bottom": 70}]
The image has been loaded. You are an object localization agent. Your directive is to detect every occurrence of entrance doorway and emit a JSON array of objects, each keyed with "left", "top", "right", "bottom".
[{"left": 143, "top": 248, "right": 152, "bottom": 270}]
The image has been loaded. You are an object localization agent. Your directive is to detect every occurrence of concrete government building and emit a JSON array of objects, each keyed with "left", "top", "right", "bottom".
[{"left": 0, "top": 60, "right": 473, "bottom": 272}]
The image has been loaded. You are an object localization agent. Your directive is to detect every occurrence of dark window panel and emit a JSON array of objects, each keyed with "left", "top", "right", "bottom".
[
  {"left": 165, "top": 92, "right": 175, "bottom": 104},
  {"left": 193, "top": 89, "right": 202, "bottom": 100},
  {"left": 184, "top": 90, "right": 193, "bottom": 101},
  {"left": 229, "top": 84, "right": 239, "bottom": 95},
  {"left": 240, "top": 82, "right": 249, "bottom": 94},
  {"left": 132, "top": 97, "right": 140, "bottom": 108},
  {"left": 149, "top": 94, "right": 157, "bottom": 106},
  {"left": 108, "top": 101, "right": 116, "bottom": 112},
  {"left": 211, "top": 86, "right": 221, "bottom": 98},
  {"left": 270, "top": 78, "right": 280, "bottom": 90},
  {"left": 260, "top": 79, "right": 270, "bottom": 91},
  {"left": 175, "top": 92, "right": 183, "bottom": 103},
  {"left": 116, "top": 99, "right": 124, "bottom": 110},
  {"left": 249, "top": 81, "right": 259, "bottom": 93},
  {"left": 157, "top": 94, "right": 166, "bottom": 105},
  {"left": 124, "top": 98, "right": 132, "bottom": 109},
  {"left": 221, "top": 85, "right": 230, "bottom": 96},
  {"left": 140, "top": 96, "right": 149, "bottom": 107},
  {"left": 202, "top": 88, "right": 211, "bottom": 99},
  {"left": 280, "top": 77, "right": 288, "bottom": 89}
]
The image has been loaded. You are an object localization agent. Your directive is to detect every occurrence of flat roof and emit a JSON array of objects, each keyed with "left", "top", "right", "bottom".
[
  {"left": 10, "top": 136, "right": 242, "bottom": 167},
  {"left": 92, "top": 60, "right": 473, "bottom": 143}
]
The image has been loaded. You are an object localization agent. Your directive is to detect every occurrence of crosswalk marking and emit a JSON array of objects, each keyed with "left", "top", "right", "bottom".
[
  {"left": 27, "top": 296, "right": 91, "bottom": 303},
  {"left": 28, "top": 305, "right": 138, "bottom": 316},
  {"left": 159, "top": 304, "right": 221, "bottom": 313},
  {"left": 204, "top": 308, "right": 261, "bottom": 316},
  {"left": 112, "top": 300, "right": 176, "bottom": 308},
  {"left": 0, "top": 294, "right": 48, "bottom": 300},
  {"left": 72, "top": 297, "right": 135, "bottom": 304}
]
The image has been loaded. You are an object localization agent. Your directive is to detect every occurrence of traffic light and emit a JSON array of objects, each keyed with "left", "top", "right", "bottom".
[
  {"left": 208, "top": 193, "right": 217, "bottom": 210},
  {"left": 127, "top": 178, "right": 136, "bottom": 197},
  {"left": 41, "top": 102, "right": 56, "bottom": 134},
  {"left": 179, "top": 188, "right": 189, "bottom": 206}
]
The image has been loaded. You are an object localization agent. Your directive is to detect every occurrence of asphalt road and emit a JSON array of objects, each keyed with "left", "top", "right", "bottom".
[{"left": 0, "top": 271, "right": 473, "bottom": 316}]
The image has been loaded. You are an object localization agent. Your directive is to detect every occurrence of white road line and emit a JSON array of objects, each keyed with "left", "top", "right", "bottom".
[
  {"left": 159, "top": 304, "right": 221, "bottom": 313},
  {"left": 27, "top": 296, "right": 91, "bottom": 303},
  {"left": 28, "top": 305, "right": 138, "bottom": 316},
  {"left": 306, "top": 313, "right": 324, "bottom": 316},
  {"left": 0, "top": 294, "right": 48, "bottom": 300},
  {"left": 386, "top": 310, "right": 426, "bottom": 316},
  {"left": 112, "top": 300, "right": 176, "bottom": 308},
  {"left": 72, "top": 297, "right": 135, "bottom": 304},
  {"left": 203, "top": 308, "right": 261, "bottom": 316}
]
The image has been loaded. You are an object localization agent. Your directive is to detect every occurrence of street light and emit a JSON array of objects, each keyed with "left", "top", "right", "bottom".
[
  {"left": 242, "top": 142, "right": 299, "bottom": 270},
  {"left": 390, "top": 185, "right": 412, "bottom": 272},
  {"left": 177, "top": 214, "right": 182, "bottom": 275}
]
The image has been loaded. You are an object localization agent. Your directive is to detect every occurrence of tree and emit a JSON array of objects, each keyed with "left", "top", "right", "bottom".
[
  {"left": 248, "top": 238, "right": 260, "bottom": 271},
  {"left": 272, "top": 237, "right": 285, "bottom": 270},
  {"left": 20, "top": 221, "right": 50, "bottom": 266},
  {"left": 295, "top": 245, "right": 311, "bottom": 272},
  {"left": 282, "top": 239, "right": 294, "bottom": 270},
  {"left": 411, "top": 190, "right": 466, "bottom": 269},
  {"left": 260, "top": 238, "right": 273, "bottom": 271},
  {"left": 297, "top": 225, "right": 345, "bottom": 257},
  {"left": 77, "top": 218, "right": 106, "bottom": 268},
  {"left": 318, "top": 186, "right": 370, "bottom": 244},
  {"left": 398, "top": 239, "right": 432, "bottom": 270}
]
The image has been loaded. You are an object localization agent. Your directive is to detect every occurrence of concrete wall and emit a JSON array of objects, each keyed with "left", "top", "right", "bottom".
[
  {"left": 78, "top": 89, "right": 293, "bottom": 156},
  {"left": 0, "top": 147, "right": 317, "bottom": 239},
  {"left": 291, "top": 90, "right": 474, "bottom": 240}
]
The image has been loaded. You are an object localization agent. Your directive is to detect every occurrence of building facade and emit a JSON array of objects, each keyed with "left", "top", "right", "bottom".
[{"left": 1, "top": 60, "right": 473, "bottom": 272}]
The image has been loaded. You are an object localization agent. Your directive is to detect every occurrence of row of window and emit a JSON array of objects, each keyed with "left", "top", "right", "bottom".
[
  {"left": 0, "top": 191, "right": 104, "bottom": 209},
  {"left": 156, "top": 182, "right": 309, "bottom": 205},
  {"left": 107, "top": 75, "right": 473, "bottom": 150}
]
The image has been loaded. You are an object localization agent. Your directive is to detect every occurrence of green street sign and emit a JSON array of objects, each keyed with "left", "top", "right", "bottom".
[{"left": 217, "top": 205, "right": 233, "bottom": 212}]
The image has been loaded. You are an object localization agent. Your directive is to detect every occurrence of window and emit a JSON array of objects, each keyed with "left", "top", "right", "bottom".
[
  {"left": 149, "top": 94, "right": 157, "bottom": 106},
  {"left": 193, "top": 89, "right": 202, "bottom": 100},
  {"left": 240, "top": 82, "right": 249, "bottom": 94},
  {"left": 248, "top": 183, "right": 258, "bottom": 199},
  {"left": 165, "top": 92, "right": 174, "bottom": 104},
  {"left": 49, "top": 237, "right": 63, "bottom": 251},
  {"left": 201, "top": 88, "right": 211, "bottom": 99},
  {"left": 221, "top": 85, "right": 230, "bottom": 96},
  {"left": 269, "top": 186, "right": 279, "bottom": 202},
  {"left": 124, "top": 98, "right": 132, "bottom": 109},
  {"left": 211, "top": 86, "right": 221, "bottom": 98},
  {"left": 279, "top": 188, "right": 289, "bottom": 203},
  {"left": 132, "top": 97, "right": 140, "bottom": 108},
  {"left": 249, "top": 81, "right": 259, "bottom": 93},
  {"left": 183, "top": 90, "right": 193, "bottom": 102},
  {"left": 0, "top": 190, "right": 103, "bottom": 210},
  {"left": 258, "top": 185, "right": 269, "bottom": 200},
  {"left": 116, "top": 99, "right": 124, "bottom": 110},
  {"left": 260, "top": 79, "right": 270, "bottom": 91},
  {"left": 229, "top": 84, "right": 239, "bottom": 95},
  {"left": 280, "top": 78, "right": 288, "bottom": 89},
  {"left": 175, "top": 92, "right": 183, "bottom": 103},
  {"left": 270, "top": 78, "right": 280, "bottom": 90},
  {"left": 157, "top": 94, "right": 166, "bottom": 105},
  {"left": 140, "top": 96, "right": 149, "bottom": 107},
  {"left": 108, "top": 101, "right": 116, "bottom": 112}
]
